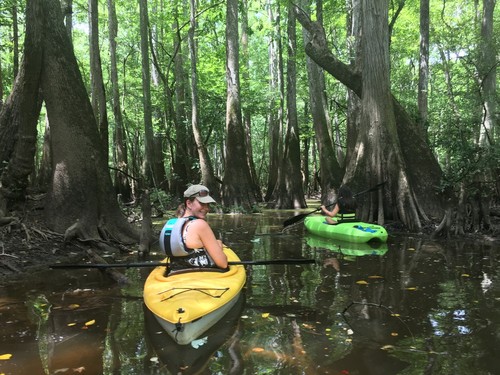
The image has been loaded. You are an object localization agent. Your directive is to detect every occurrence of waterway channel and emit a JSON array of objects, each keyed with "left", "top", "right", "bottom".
[{"left": 1, "top": 209, "right": 499, "bottom": 374}]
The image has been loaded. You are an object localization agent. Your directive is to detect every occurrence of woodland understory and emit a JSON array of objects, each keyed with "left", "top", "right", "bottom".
[{"left": 0, "top": 194, "right": 499, "bottom": 284}]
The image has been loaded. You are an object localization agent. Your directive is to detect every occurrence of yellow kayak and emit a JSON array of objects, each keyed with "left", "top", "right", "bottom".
[{"left": 143, "top": 246, "right": 246, "bottom": 345}]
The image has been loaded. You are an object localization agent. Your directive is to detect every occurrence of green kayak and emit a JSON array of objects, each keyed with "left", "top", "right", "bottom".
[
  {"left": 304, "top": 215, "right": 388, "bottom": 243},
  {"left": 306, "top": 234, "right": 388, "bottom": 257}
]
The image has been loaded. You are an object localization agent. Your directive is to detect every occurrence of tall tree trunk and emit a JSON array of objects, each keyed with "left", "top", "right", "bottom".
[
  {"left": 264, "top": 1, "right": 283, "bottom": 203},
  {"left": 12, "top": 3, "right": 19, "bottom": 79},
  {"left": 221, "top": 0, "right": 257, "bottom": 210},
  {"left": 271, "top": 3, "right": 306, "bottom": 209},
  {"left": 345, "top": 0, "right": 362, "bottom": 168},
  {"left": 295, "top": 3, "right": 444, "bottom": 230},
  {"left": 188, "top": 0, "right": 219, "bottom": 198},
  {"left": 28, "top": 0, "right": 138, "bottom": 243},
  {"left": 107, "top": 0, "right": 132, "bottom": 203},
  {"left": 241, "top": 0, "right": 262, "bottom": 201},
  {"left": 89, "top": 0, "right": 109, "bottom": 163},
  {"left": 62, "top": 0, "right": 73, "bottom": 37},
  {"left": 0, "top": 0, "right": 43, "bottom": 205},
  {"left": 479, "top": 0, "right": 496, "bottom": 147},
  {"left": 171, "top": 6, "right": 192, "bottom": 196},
  {"left": 139, "top": 0, "right": 156, "bottom": 188},
  {"left": 301, "top": 0, "right": 342, "bottom": 204},
  {"left": 418, "top": 0, "right": 430, "bottom": 138},
  {"left": 0, "top": 57, "right": 3, "bottom": 108}
]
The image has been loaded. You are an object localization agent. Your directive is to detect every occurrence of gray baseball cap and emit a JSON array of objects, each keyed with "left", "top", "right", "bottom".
[{"left": 183, "top": 184, "right": 216, "bottom": 204}]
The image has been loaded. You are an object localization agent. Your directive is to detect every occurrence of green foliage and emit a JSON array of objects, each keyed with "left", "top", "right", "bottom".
[
  {"left": 149, "top": 188, "right": 175, "bottom": 211},
  {"left": 0, "top": 0, "right": 497, "bottom": 211}
]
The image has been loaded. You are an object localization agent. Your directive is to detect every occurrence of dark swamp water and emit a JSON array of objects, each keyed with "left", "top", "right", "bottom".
[{"left": 1, "top": 210, "right": 499, "bottom": 375}]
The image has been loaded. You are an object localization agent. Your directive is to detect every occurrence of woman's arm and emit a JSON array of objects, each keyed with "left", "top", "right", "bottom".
[
  {"left": 321, "top": 203, "right": 339, "bottom": 217},
  {"left": 188, "top": 220, "right": 228, "bottom": 268}
]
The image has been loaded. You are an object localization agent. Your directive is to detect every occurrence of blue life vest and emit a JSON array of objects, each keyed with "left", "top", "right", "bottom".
[{"left": 159, "top": 216, "right": 216, "bottom": 273}]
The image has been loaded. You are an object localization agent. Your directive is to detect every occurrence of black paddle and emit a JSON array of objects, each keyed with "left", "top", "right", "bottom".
[
  {"left": 50, "top": 258, "right": 316, "bottom": 269},
  {"left": 282, "top": 181, "right": 387, "bottom": 228}
]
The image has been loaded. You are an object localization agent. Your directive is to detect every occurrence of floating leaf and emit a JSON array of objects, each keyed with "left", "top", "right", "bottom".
[
  {"left": 85, "top": 319, "right": 96, "bottom": 326},
  {"left": 391, "top": 332, "right": 399, "bottom": 336},
  {"left": 405, "top": 287, "right": 417, "bottom": 291},
  {"left": 381, "top": 345, "right": 395, "bottom": 351},
  {"left": 261, "top": 313, "right": 270, "bottom": 318},
  {"left": 67, "top": 322, "right": 77, "bottom": 327},
  {"left": 391, "top": 313, "right": 401, "bottom": 317},
  {"left": 461, "top": 274, "right": 470, "bottom": 277},
  {"left": 68, "top": 304, "right": 80, "bottom": 310},
  {"left": 252, "top": 347, "right": 265, "bottom": 353},
  {"left": 191, "top": 337, "right": 208, "bottom": 349},
  {"left": 368, "top": 275, "right": 383, "bottom": 279},
  {"left": 0, "top": 353, "right": 12, "bottom": 360},
  {"left": 356, "top": 280, "right": 368, "bottom": 285},
  {"left": 408, "top": 248, "right": 415, "bottom": 251}
]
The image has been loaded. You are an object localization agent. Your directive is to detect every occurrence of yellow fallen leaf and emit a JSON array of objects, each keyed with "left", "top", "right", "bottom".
[
  {"left": 391, "top": 313, "right": 400, "bottom": 317},
  {"left": 368, "top": 275, "right": 383, "bottom": 279},
  {"left": 68, "top": 304, "right": 80, "bottom": 310},
  {"left": 252, "top": 347, "right": 265, "bottom": 352},
  {"left": 461, "top": 274, "right": 470, "bottom": 277},
  {"left": 381, "top": 345, "right": 395, "bottom": 350},
  {"left": 85, "top": 319, "right": 96, "bottom": 326},
  {"left": 261, "top": 313, "right": 270, "bottom": 318},
  {"left": 356, "top": 280, "right": 368, "bottom": 285},
  {"left": 67, "top": 322, "right": 77, "bottom": 327},
  {"left": 405, "top": 287, "right": 417, "bottom": 291},
  {"left": 0, "top": 354, "right": 12, "bottom": 360},
  {"left": 391, "top": 332, "right": 399, "bottom": 336}
]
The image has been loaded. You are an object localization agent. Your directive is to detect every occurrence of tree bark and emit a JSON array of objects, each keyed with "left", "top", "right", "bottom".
[
  {"left": 479, "top": 0, "right": 496, "bottom": 146},
  {"left": 89, "top": 0, "right": 109, "bottom": 162},
  {"left": 295, "top": 3, "right": 444, "bottom": 229},
  {"left": 301, "top": 0, "right": 342, "bottom": 204},
  {"left": 241, "top": 0, "right": 262, "bottom": 202},
  {"left": 107, "top": 0, "right": 132, "bottom": 203},
  {"left": 37, "top": 0, "right": 138, "bottom": 243},
  {"left": 188, "top": 0, "right": 220, "bottom": 198},
  {"left": 221, "top": 0, "right": 258, "bottom": 210},
  {"left": 270, "top": 3, "right": 307, "bottom": 209},
  {"left": 264, "top": 1, "right": 284, "bottom": 203},
  {"left": 418, "top": 0, "right": 430, "bottom": 138},
  {"left": 139, "top": 0, "right": 157, "bottom": 189},
  {"left": 0, "top": 0, "right": 43, "bottom": 204}
]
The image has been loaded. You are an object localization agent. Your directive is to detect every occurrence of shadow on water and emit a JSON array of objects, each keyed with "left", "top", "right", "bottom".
[{"left": 1, "top": 210, "right": 499, "bottom": 374}]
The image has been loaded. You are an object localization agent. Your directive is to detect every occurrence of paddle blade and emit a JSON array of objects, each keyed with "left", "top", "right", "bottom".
[{"left": 283, "top": 212, "right": 312, "bottom": 228}]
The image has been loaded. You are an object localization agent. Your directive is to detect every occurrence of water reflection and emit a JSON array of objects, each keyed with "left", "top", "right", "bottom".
[
  {"left": 144, "top": 294, "right": 245, "bottom": 374},
  {"left": 0, "top": 212, "right": 499, "bottom": 374}
]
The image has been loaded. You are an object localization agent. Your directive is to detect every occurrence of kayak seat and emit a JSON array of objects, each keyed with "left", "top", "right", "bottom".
[{"left": 164, "top": 266, "right": 230, "bottom": 277}]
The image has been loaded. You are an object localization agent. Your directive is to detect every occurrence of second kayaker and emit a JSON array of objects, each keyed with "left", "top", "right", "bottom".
[{"left": 320, "top": 185, "right": 358, "bottom": 225}]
